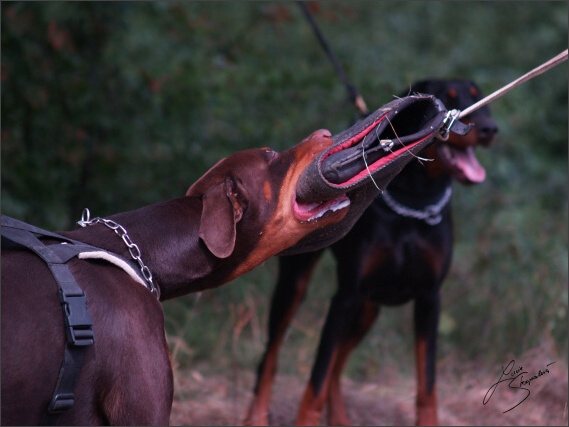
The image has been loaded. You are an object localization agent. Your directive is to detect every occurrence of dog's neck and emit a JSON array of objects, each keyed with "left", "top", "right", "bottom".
[
  {"left": 63, "top": 197, "right": 224, "bottom": 301},
  {"left": 385, "top": 155, "right": 452, "bottom": 210}
]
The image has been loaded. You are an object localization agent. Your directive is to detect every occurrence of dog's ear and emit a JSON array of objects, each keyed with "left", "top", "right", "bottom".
[{"left": 199, "top": 177, "right": 244, "bottom": 259}]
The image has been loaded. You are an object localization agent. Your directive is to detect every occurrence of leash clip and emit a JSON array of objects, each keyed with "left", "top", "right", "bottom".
[{"left": 437, "top": 109, "right": 460, "bottom": 141}]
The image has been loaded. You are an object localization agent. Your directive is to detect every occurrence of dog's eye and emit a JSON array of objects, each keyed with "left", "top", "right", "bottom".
[
  {"left": 447, "top": 88, "right": 457, "bottom": 98},
  {"left": 469, "top": 86, "right": 478, "bottom": 98}
]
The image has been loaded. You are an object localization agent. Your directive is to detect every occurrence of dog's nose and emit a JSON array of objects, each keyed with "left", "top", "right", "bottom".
[{"left": 477, "top": 120, "right": 499, "bottom": 146}]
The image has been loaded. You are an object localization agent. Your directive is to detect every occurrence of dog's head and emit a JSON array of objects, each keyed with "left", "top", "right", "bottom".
[
  {"left": 406, "top": 79, "right": 499, "bottom": 184},
  {"left": 186, "top": 129, "right": 356, "bottom": 276}
]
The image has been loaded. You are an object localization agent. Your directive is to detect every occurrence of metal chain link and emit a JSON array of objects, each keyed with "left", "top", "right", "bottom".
[
  {"left": 381, "top": 186, "right": 452, "bottom": 226},
  {"left": 77, "top": 208, "right": 160, "bottom": 299}
]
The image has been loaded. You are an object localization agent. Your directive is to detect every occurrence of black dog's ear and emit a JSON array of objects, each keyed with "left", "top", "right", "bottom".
[{"left": 199, "top": 177, "right": 244, "bottom": 259}]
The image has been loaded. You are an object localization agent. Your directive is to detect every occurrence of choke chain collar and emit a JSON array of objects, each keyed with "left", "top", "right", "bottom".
[
  {"left": 381, "top": 186, "right": 452, "bottom": 226},
  {"left": 77, "top": 208, "right": 160, "bottom": 299}
]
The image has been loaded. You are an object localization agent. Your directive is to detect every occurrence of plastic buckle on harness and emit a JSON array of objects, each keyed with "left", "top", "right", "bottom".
[
  {"left": 47, "top": 393, "right": 75, "bottom": 413},
  {"left": 58, "top": 291, "right": 95, "bottom": 346}
]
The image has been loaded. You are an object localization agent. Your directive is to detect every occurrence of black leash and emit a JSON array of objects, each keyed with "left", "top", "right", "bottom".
[
  {"left": 297, "top": 1, "right": 369, "bottom": 116},
  {"left": 298, "top": 3, "right": 567, "bottom": 122}
]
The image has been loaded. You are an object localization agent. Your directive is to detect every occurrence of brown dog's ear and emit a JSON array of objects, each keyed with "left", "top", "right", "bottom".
[{"left": 199, "top": 178, "right": 244, "bottom": 259}]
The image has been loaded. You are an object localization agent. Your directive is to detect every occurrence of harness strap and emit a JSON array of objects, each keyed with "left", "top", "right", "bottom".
[
  {"left": 39, "top": 346, "right": 86, "bottom": 426},
  {"left": 2, "top": 216, "right": 149, "bottom": 284},
  {"left": 1, "top": 215, "right": 94, "bottom": 425}
]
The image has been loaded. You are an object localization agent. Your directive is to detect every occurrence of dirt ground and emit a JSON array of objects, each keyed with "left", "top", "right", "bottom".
[{"left": 169, "top": 343, "right": 567, "bottom": 426}]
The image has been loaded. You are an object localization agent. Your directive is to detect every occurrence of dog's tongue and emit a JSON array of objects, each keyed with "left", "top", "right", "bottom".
[{"left": 452, "top": 146, "right": 486, "bottom": 183}]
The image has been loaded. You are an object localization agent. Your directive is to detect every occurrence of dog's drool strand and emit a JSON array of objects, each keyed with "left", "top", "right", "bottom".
[
  {"left": 382, "top": 115, "right": 433, "bottom": 163},
  {"left": 361, "top": 133, "right": 382, "bottom": 191},
  {"left": 362, "top": 113, "right": 437, "bottom": 190},
  {"left": 374, "top": 117, "right": 432, "bottom": 162}
]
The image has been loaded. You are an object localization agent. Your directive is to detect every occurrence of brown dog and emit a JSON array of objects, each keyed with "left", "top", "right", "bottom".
[{"left": 2, "top": 118, "right": 438, "bottom": 426}]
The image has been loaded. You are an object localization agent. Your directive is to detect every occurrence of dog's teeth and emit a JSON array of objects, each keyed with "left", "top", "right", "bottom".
[
  {"left": 307, "top": 198, "right": 350, "bottom": 222},
  {"left": 295, "top": 195, "right": 350, "bottom": 222},
  {"left": 331, "top": 199, "right": 350, "bottom": 212}
]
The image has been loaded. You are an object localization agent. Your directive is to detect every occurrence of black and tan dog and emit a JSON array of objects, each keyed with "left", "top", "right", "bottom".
[
  {"left": 2, "top": 96, "right": 449, "bottom": 427},
  {"left": 245, "top": 79, "right": 498, "bottom": 426}
]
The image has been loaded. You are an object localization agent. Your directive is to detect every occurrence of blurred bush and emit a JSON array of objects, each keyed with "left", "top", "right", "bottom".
[{"left": 2, "top": 2, "right": 567, "bottom": 377}]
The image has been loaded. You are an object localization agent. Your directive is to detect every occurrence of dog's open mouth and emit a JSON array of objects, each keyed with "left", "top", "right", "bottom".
[
  {"left": 438, "top": 143, "right": 486, "bottom": 184},
  {"left": 295, "top": 95, "right": 450, "bottom": 204},
  {"left": 293, "top": 194, "right": 350, "bottom": 222}
]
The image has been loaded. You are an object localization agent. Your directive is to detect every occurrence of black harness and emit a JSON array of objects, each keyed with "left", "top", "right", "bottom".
[{"left": 1, "top": 215, "right": 142, "bottom": 425}]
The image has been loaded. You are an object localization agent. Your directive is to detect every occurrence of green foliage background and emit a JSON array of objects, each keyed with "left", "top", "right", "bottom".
[{"left": 2, "top": 1, "right": 567, "bottom": 380}]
